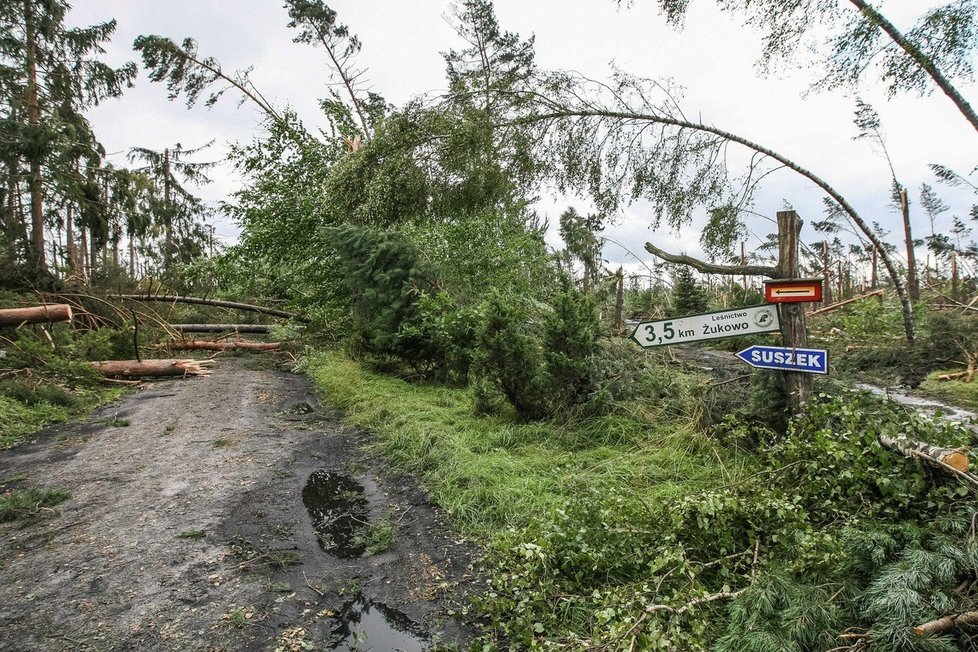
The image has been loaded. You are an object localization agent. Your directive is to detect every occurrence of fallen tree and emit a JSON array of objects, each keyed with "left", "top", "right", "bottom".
[
  {"left": 91, "top": 359, "right": 212, "bottom": 378},
  {"left": 0, "top": 304, "right": 73, "bottom": 327},
  {"left": 809, "top": 289, "right": 885, "bottom": 316},
  {"left": 170, "top": 324, "right": 271, "bottom": 334},
  {"left": 168, "top": 340, "right": 282, "bottom": 351},
  {"left": 111, "top": 294, "right": 306, "bottom": 322},
  {"left": 880, "top": 434, "right": 972, "bottom": 475}
]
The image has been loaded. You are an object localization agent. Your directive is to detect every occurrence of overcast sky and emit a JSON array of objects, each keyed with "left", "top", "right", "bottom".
[{"left": 71, "top": 1, "right": 978, "bottom": 281}]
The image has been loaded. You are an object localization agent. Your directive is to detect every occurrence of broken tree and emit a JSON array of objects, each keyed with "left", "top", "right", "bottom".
[
  {"left": 91, "top": 359, "right": 212, "bottom": 378},
  {"left": 0, "top": 304, "right": 73, "bottom": 327}
]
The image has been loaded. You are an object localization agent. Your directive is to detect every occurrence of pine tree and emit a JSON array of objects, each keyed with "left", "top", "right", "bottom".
[
  {"left": 0, "top": 0, "right": 135, "bottom": 276},
  {"left": 670, "top": 266, "right": 708, "bottom": 316}
]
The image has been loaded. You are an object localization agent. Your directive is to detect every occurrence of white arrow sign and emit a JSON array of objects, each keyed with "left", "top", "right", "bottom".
[{"left": 630, "top": 304, "right": 781, "bottom": 348}]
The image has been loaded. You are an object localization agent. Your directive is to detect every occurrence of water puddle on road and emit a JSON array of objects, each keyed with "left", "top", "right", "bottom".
[
  {"left": 331, "top": 597, "right": 428, "bottom": 651},
  {"left": 302, "top": 469, "right": 369, "bottom": 558}
]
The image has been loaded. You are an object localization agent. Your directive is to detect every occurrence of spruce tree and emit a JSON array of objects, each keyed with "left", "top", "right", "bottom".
[{"left": 670, "top": 266, "right": 708, "bottom": 316}]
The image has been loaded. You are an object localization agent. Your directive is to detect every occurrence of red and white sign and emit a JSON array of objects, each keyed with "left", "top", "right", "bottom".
[{"left": 764, "top": 278, "right": 823, "bottom": 303}]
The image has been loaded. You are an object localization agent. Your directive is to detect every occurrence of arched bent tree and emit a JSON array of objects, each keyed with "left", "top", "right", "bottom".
[{"left": 516, "top": 72, "right": 916, "bottom": 343}]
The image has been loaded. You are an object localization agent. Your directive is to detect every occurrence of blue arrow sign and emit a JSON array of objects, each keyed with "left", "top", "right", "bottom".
[{"left": 735, "top": 345, "right": 829, "bottom": 375}]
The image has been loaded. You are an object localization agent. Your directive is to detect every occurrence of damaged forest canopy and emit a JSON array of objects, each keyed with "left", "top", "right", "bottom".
[{"left": 3, "top": 0, "right": 978, "bottom": 650}]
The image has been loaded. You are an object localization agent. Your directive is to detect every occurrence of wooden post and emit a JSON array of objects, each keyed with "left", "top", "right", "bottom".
[
  {"left": 777, "top": 210, "right": 812, "bottom": 413},
  {"left": 900, "top": 188, "right": 919, "bottom": 301}
]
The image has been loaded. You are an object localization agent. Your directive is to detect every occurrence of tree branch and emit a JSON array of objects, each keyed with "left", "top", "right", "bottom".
[
  {"left": 848, "top": 0, "right": 978, "bottom": 134},
  {"left": 644, "top": 241, "right": 777, "bottom": 278},
  {"left": 522, "top": 105, "right": 914, "bottom": 342},
  {"left": 913, "top": 610, "right": 978, "bottom": 637}
]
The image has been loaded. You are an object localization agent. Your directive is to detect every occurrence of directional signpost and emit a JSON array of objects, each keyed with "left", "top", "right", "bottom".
[
  {"left": 764, "top": 278, "right": 823, "bottom": 304},
  {"left": 630, "top": 305, "right": 780, "bottom": 348},
  {"left": 735, "top": 345, "right": 829, "bottom": 375}
]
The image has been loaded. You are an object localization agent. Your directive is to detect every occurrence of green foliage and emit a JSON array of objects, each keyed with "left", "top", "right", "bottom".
[
  {"left": 304, "top": 348, "right": 978, "bottom": 649},
  {"left": 325, "top": 224, "right": 433, "bottom": 362},
  {"left": 541, "top": 290, "right": 601, "bottom": 410},
  {"left": 670, "top": 266, "right": 709, "bottom": 316},
  {"left": 0, "top": 322, "right": 126, "bottom": 448},
  {"left": 471, "top": 293, "right": 549, "bottom": 420}
]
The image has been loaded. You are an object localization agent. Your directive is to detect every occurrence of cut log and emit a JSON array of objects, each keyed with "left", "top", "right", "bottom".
[
  {"left": 110, "top": 294, "right": 307, "bottom": 322},
  {"left": 91, "top": 359, "right": 212, "bottom": 378},
  {"left": 913, "top": 611, "right": 978, "bottom": 637},
  {"left": 937, "top": 358, "right": 976, "bottom": 383},
  {"left": 170, "top": 324, "right": 270, "bottom": 334},
  {"left": 168, "top": 340, "right": 281, "bottom": 351},
  {"left": 809, "top": 289, "right": 884, "bottom": 316},
  {"left": 880, "top": 434, "right": 970, "bottom": 473},
  {"left": 0, "top": 304, "right": 73, "bottom": 327}
]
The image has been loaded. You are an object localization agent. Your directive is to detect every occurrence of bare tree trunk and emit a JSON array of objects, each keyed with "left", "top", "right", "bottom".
[
  {"left": 951, "top": 251, "right": 959, "bottom": 302},
  {"left": 871, "top": 246, "right": 878, "bottom": 289},
  {"left": 24, "top": 0, "right": 46, "bottom": 273},
  {"left": 900, "top": 188, "right": 919, "bottom": 300},
  {"left": 80, "top": 225, "right": 89, "bottom": 282},
  {"left": 129, "top": 233, "right": 136, "bottom": 279},
  {"left": 821, "top": 241, "right": 833, "bottom": 305},
  {"left": 614, "top": 266, "right": 624, "bottom": 332}
]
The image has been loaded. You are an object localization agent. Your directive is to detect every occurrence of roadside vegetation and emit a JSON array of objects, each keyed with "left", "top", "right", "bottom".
[{"left": 3, "top": 0, "right": 978, "bottom": 649}]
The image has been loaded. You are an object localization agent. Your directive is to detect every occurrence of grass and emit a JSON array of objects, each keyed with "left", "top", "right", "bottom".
[
  {"left": 302, "top": 350, "right": 742, "bottom": 542},
  {"left": 356, "top": 516, "right": 397, "bottom": 555},
  {"left": 212, "top": 438, "right": 232, "bottom": 448},
  {"left": 0, "top": 487, "right": 71, "bottom": 523},
  {"left": 177, "top": 529, "right": 207, "bottom": 539},
  {"left": 919, "top": 369, "right": 978, "bottom": 411},
  {"left": 0, "top": 381, "right": 123, "bottom": 449}
]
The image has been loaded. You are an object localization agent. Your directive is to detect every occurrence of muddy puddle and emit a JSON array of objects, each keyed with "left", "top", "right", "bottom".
[
  {"left": 302, "top": 469, "right": 369, "bottom": 558},
  {"left": 331, "top": 597, "right": 428, "bottom": 651}
]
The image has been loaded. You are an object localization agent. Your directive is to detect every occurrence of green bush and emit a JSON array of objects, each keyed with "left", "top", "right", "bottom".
[
  {"left": 541, "top": 290, "right": 600, "bottom": 410},
  {"left": 471, "top": 293, "right": 549, "bottom": 420}
]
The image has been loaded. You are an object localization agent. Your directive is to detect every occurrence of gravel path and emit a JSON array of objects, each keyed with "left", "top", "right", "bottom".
[{"left": 0, "top": 356, "right": 477, "bottom": 651}]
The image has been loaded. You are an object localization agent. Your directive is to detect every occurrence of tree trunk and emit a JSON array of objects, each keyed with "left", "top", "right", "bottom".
[
  {"left": 880, "top": 434, "right": 970, "bottom": 473},
  {"left": 951, "top": 251, "right": 959, "bottom": 303},
  {"left": 163, "top": 148, "right": 172, "bottom": 268},
  {"left": 168, "top": 340, "right": 281, "bottom": 351},
  {"left": 614, "top": 266, "right": 624, "bottom": 332},
  {"left": 871, "top": 246, "right": 878, "bottom": 289},
  {"left": 91, "top": 359, "right": 211, "bottom": 378},
  {"left": 171, "top": 324, "right": 271, "bottom": 333},
  {"left": 24, "top": 0, "right": 46, "bottom": 273},
  {"left": 0, "top": 303, "right": 73, "bottom": 326},
  {"left": 112, "top": 294, "right": 305, "bottom": 321},
  {"left": 900, "top": 188, "right": 919, "bottom": 301},
  {"left": 913, "top": 611, "right": 978, "bottom": 637},
  {"left": 776, "top": 211, "right": 812, "bottom": 413},
  {"left": 65, "top": 203, "right": 76, "bottom": 273},
  {"left": 821, "top": 241, "right": 833, "bottom": 305}
]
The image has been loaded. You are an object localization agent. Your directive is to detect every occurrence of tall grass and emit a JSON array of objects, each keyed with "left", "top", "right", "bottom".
[{"left": 303, "top": 350, "right": 747, "bottom": 541}]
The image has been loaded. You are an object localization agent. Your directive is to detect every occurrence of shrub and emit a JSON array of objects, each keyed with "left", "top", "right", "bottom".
[
  {"left": 541, "top": 290, "right": 600, "bottom": 409},
  {"left": 471, "top": 293, "right": 549, "bottom": 420}
]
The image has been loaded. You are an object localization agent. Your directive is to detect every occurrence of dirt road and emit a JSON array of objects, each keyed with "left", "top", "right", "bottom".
[{"left": 0, "top": 356, "right": 477, "bottom": 651}]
